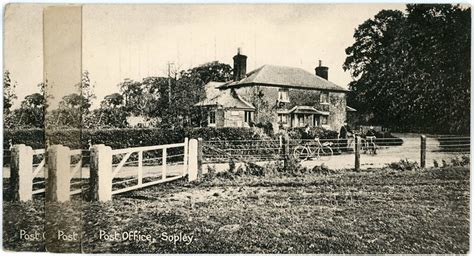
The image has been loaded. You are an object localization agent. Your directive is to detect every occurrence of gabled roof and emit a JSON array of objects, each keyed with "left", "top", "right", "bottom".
[
  {"left": 223, "top": 65, "right": 348, "bottom": 92},
  {"left": 194, "top": 82, "right": 255, "bottom": 110}
]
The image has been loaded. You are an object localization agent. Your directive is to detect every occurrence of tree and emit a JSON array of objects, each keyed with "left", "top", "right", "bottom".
[
  {"left": 161, "top": 61, "right": 233, "bottom": 128},
  {"left": 344, "top": 4, "right": 470, "bottom": 133},
  {"left": 85, "top": 93, "right": 128, "bottom": 128},
  {"left": 3, "top": 70, "right": 17, "bottom": 114},
  {"left": 10, "top": 92, "right": 45, "bottom": 128}
]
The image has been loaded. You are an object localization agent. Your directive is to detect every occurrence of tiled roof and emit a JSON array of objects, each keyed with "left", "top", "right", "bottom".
[
  {"left": 194, "top": 82, "right": 255, "bottom": 110},
  {"left": 224, "top": 65, "right": 348, "bottom": 92}
]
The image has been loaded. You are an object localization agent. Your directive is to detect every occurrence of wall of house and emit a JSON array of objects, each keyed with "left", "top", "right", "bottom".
[
  {"left": 328, "top": 92, "right": 346, "bottom": 131},
  {"left": 224, "top": 109, "right": 245, "bottom": 127},
  {"left": 234, "top": 85, "right": 346, "bottom": 131}
]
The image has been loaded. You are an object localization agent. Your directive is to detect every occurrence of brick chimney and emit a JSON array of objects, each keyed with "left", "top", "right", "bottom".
[
  {"left": 233, "top": 48, "right": 247, "bottom": 81},
  {"left": 315, "top": 60, "right": 328, "bottom": 80}
]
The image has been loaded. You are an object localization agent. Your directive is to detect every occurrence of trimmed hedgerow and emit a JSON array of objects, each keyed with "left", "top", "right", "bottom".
[
  {"left": 3, "top": 128, "right": 44, "bottom": 149},
  {"left": 3, "top": 127, "right": 267, "bottom": 150}
]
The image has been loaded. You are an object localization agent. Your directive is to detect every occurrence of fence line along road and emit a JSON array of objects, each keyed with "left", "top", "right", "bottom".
[{"left": 6, "top": 134, "right": 470, "bottom": 202}]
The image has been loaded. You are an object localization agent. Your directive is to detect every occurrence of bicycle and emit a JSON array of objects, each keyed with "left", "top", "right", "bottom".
[
  {"left": 293, "top": 138, "right": 333, "bottom": 161},
  {"left": 362, "top": 136, "right": 377, "bottom": 155}
]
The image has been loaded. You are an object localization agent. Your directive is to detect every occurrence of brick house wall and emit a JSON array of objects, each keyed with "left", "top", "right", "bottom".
[{"left": 234, "top": 85, "right": 346, "bottom": 131}]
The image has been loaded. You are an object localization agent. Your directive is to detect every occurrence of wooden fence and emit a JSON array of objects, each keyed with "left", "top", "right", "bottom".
[
  {"left": 8, "top": 138, "right": 200, "bottom": 202},
  {"left": 7, "top": 135, "right": 470, "bottom": 201}
]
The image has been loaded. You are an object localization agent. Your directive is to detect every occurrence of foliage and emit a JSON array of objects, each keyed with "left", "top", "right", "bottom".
[
  {"left": 386, "top": 159, "right": 420, "bottom": 171},
  {"left": 3, "top": 127, "right": 266, "bottom": 151},
  {"left": 344, "top": 4, "right": 470, "bottom": 134},
  {"left": 254, "top": 121, "right": 274, "bottom": 136},
  {"left": 3, "top": 70, "right": 17, "bottom": 114},
  {"left": 162, "top": 62, "right": 233, "bottom": 128},
  {"left": 5, "top": 84, "right": 45, "bottom": 129},
  {"left": 286, "top": 127, "right": 338, "bottom": 140}
]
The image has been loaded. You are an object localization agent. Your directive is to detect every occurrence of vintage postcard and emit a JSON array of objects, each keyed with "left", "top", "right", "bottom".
[{"left": 3, "top": 3, "right": 470, "bottom": 253}]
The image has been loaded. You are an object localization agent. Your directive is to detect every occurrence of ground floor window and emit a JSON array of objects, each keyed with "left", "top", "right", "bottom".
[
  {"left": 278, "top": 114, "right": 288, "bottom": 124},
  {"left": 209, "top": 110, "right": 216, "bottom": 125},
  {"left": 245, "top": 111, "right": 253, "bottom": 123},
  {"left": 297, "top": 114, "right": 305, "bottom": 127},
  {"left": 320, "top": 115, "right": 328, "bottom": 125}
]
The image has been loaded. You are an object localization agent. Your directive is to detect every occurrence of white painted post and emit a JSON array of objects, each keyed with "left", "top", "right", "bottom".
[
  {"left": 162, "top": 148, "right": 167, "bottom": 179},
  {"left": 188, "top": 139, "right": 198, "bottom": 182},
  {"left": 46, "top": 145, "right": 71, "bottom": 202},
  {"left": 183, "top": 137, "right": 189, "bottom": 176},
  {"left": 90, "top": 144, "right": 113, "bottom": 202},
  {"left": 138, "top": 150, "right": 143, "bottom": 185},
  {"left": 10, "top": 144, "right": 33, "bottom": 201}
]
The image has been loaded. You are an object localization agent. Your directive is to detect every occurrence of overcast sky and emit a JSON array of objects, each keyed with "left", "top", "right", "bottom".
[{"left": 5, "top": 3, "right": 407, "bottom": 109}]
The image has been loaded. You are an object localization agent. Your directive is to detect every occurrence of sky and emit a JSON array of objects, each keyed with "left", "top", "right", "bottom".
[{"left": 5, "top": 3, "right": 407, "bottom": 109}]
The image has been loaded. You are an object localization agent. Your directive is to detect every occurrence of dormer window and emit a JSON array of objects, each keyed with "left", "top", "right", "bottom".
[
  {"left": 278, "top": 88, "right": 289, "bottom": 102},
  {"left": 320, "top": 91, "right": 329, "bottom": 104}
]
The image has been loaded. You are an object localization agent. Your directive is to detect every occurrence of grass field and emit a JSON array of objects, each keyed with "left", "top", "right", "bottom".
[{"left": 3, "top": 164, "right": 470, "bottom": 253}]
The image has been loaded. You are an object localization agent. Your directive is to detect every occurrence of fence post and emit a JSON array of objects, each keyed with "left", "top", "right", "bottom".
[
  {"left": 420, "top": 135, "right": 426, "bottom": 168},
  {"left": 89, "top": 144, "right": 113, "bottom": 202},
  {"left": 183, "top": 137, "right": 189, "bottom": 176},
  {"left": 197, "top": 138, "right": 203, "bottom": 178},
  {"left": 355, "top": 136, "right": 361, "bottom": 171},
  {"left": 46, "top": 145, "right": 71, "bottom": 202},
  {"left": 162, "top": 148, "right": 167, "bottom": 179},
  {"left": 10, "top": 144, "right": 33, "bottom": 201},
  {"left": 188, "top": 139, "right": 198, "bottom": 182},
  {"left": 283, "top": 134, "right": 290, "bottom": 169}
]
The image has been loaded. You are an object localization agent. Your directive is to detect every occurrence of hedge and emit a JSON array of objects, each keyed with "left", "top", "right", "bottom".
[{"left": 3, "top": 127, "right": 269, "bottom": 150}]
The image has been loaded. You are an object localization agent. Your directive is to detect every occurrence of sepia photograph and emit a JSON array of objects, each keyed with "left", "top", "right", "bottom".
[{"left": 2, "top": 3, "right": 471, "bottom": 253}]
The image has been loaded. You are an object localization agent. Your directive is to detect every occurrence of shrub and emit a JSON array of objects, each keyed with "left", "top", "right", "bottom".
[
  {"left": 4, "top": 128, "right": 44, "bottom": 149},
  {"left": 386, "top": 159, "right": 420, "bottom": 171}
]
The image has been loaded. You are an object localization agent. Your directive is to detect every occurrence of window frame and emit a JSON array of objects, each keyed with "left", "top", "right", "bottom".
[
  {"left": 208, "top": 110, "right": 216, "bottom": 125},
  {"left": 320, "top": 115, "right": 328, "bottom": 125},
  {"left": 278, "top": 88, "right": 290, "bottom": 103},
  {"left": 244, "top": 111, "right": 253, "bottom": 123},
  {"left": 320, "top": 91, "right": 329, "bottom": 104},
  {"left": 278, "top": 114, "right": 288, "bottom": 124}
]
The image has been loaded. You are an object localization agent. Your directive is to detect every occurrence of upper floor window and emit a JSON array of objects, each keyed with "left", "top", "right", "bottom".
[
  {"left": 278, "top": 89, "right": 289, "bottom": 102},
  {"left": 320, "top": 91, "right": 329, "bottom": 104}
]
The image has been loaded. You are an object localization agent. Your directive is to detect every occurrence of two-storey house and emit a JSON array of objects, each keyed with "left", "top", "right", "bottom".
[{"left": 195, "top": 50, "right": 350, "bottom": 131}]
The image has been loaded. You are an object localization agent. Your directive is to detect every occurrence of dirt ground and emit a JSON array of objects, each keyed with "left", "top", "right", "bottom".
[
  {"left": 3, "top": 165, "right": 469, "bottom": 253},
  {"left": 81, "top": 166, "right": 472, "bottom": 253}
]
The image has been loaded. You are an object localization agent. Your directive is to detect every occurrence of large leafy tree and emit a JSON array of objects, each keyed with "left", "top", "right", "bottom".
[
  {"left": 344, "top": 4, "right": 470, "bottom": 133},
  {"left": 84, "top": 93, "right": 128, "bottom": 128},
  {"left": 161, "top": 61, "right": 233, "bottom": 128},
  {"left": 10, "top": 90, "right": 45, "bottom": 128}
]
